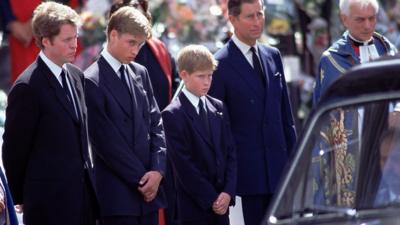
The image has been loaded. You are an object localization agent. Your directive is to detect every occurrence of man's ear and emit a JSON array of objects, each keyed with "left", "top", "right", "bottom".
[
  {"left": 228, "top": 14, "right": 236, "bottom": 25},
  {"left": 42, "top": 37, "right": 50, "bottom": 48},
  {"left": 109, "top": 30, "right": 119, "bottom": 42}
]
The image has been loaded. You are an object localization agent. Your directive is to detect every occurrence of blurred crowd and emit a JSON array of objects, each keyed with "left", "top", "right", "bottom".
[
  {"left": 0, "top": 0, "right": 400, "bottom": 225},
  {"left": 2, "top": 0, "right": 400, "bottom": 128}
]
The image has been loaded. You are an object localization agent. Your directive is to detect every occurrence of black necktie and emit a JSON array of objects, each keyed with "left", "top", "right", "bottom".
[
  {"left": 250, "top": 46, "right": 266, "bottom": 86},
  {"left": 60, "top": 70, "right": 80, "bottom": 121},
  {"left": 198, "top": 99, "right": 210, "bottom": 136},
  {"left": 119, "top": 65, "right": 131, "bottom": 95}
]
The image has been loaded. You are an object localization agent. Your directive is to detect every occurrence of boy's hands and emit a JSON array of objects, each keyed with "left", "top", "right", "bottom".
[
  {"left": 138, "top": 171, "right": 163, "bottom": 202},
  {"left": 212, "top": 192, "right": 231, "bottom": 215}
]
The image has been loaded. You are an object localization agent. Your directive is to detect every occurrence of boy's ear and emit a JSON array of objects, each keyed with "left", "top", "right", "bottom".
[{"left": 180, "top": 70, "right": 188, "bottom": 80}]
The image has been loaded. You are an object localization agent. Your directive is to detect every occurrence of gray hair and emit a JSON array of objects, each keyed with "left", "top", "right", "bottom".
[{"left": 339, "top": 0, "right": 379, "bottom": 16}]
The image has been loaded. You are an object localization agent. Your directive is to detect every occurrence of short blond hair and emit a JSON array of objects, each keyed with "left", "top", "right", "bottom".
[
  {"left": 177, "top": 45, "right": 218, "bottom": 74},
  {"left": 107, "top": 6, "right": 151, "bottom": 39},
  {"left": 32, "top": 2, "right": 80, "bottom": 49}
]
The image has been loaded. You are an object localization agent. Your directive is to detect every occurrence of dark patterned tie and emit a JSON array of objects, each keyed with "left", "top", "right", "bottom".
[
  {"left": 60, "top": 70, "right": 80, "bottom": 121},
  {"left": 198, "top": 99, "right": 210, "bottom": 136},
  {"left": 250, "top": 46, "right": 266, "bottom": 86}
]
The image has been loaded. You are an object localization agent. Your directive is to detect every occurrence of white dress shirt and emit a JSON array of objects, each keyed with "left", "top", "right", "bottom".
[{"left": 181, "top": 87, "right": 206, "bottom": 114}]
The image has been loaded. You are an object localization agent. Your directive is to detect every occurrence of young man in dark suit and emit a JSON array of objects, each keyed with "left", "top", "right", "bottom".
[
  {"left": 109, "top": 2, "right": 180, "bottom": 224},
  {"left": 84, "top": 6, "right": 166, "bottom": 225},
  {"left": 2, "top": 2, "right": 98, "bottom": 225},
  {"left": 162, "top": 45, "right": 237, "bottom": 225},
  {"left": 208, "top": 0, "right": 297, "bottom": 224}
]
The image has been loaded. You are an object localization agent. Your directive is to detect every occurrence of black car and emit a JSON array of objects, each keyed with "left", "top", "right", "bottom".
[{"left": 264, "top": 57, "right": 400, "bottom": 225}]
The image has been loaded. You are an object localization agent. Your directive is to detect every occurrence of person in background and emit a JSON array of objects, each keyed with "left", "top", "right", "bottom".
[
  {"left": 2, "top": 2, "right": 98, "bottom": 225},
  {"left": 313, "top": 0, "right": 397, "bottom": 105},
  {"left": 311, "top": 1, "right": 397, "bottom": 208},
  {"left": 162, "top": 44, "right": 236, "bottom": 225},
  {"left": 84, "top": 6, "right": 166, "bottom": 225},
  {"left": 208, "top": 0, "right": 297, "bottom": 224}
]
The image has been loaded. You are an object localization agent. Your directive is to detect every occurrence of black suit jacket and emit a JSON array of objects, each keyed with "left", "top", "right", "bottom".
[
  {"left": 84, "top": 56, "right": 166, "bottom": 216},
  {"left": 162, "top": 93, "right": 236, "bottom": 221},
  {"left": 2, "top": 57, "right": 95, "bottom": 225}
]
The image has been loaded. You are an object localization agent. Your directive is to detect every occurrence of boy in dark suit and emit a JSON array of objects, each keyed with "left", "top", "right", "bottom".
[
  {"left": 84, "top": 6, "right": 166, "bottom": 225},
  {"left": 162, "top": 45, "right": 237, "bottom": 225},
  {"left": 2, "top": 2, "right": 98, "bottom": 225}
]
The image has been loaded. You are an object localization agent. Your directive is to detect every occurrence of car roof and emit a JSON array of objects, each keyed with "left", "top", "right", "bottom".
[{"left": 319, "top": 56, "right": 400, "bottom": 105}]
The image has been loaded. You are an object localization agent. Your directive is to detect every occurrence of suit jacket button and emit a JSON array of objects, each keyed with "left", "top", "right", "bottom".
[{"left": 250, "top": 99, "right": 255, "bottom": 104}]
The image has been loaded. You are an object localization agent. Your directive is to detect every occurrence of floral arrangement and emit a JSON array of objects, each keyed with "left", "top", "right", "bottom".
[
  {"left": 75, "top": 11, "right": 107, "bottom": 70},
  {"left": 79, "top": 11, "right": 107, "bottom": 48},
  {"left": 150, "top": 0, "right": 231, "bottom": 54},
  {"left": 265, "top": 0, "right": 296, "bottom": 35}
]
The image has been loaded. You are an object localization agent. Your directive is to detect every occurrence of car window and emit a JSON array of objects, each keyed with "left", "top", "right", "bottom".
[
  {"left": 308, "top": 106, "right": 361, "bottom": 209},
  {"left": 374, "top": 109, "right": 400, "bottom": 207},
  {"left": 272, "top": 99, "right": 400, "bottom": 221}
]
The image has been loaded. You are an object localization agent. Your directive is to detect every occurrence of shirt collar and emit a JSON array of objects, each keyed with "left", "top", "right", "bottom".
[
  {"left": 348, "top": 32, "right": 374, "bottom": 46},
  {"left": 182, "top": 86, "right": 206, "bottom": 112},
  {"left": 101, "top": 48, "right": 124, "bottom": 76},
  {"left": 39, "top": 51, "right": 65, "bottom": 79},
  {"left": 231, "top": 34, "right": 258, "bottom": 55}
]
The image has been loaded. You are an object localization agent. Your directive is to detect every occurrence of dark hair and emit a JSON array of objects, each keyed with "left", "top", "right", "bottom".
[
  {"left": 228, "top": 0, "right": 263, "bottom": 16},
  {"left": 109, "top": 0, "right": 151, "bottom": 22}
]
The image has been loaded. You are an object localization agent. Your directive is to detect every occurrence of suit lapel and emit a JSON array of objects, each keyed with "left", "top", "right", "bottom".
[
  {"left": 66, "top": 65, "right": 85, "bottom": 123},
  {"left": 126, "top": 64, "right": 142, "bottom": 132},
  {"left": 206, "top": 97, "right": 220, "bottom": 151},
  {"left": 39, "top": 58, "right": 79, "bottom": 124},
  {"left": 65, "top": 64, "right": 93, "bottom": 166},
  {"left": 99, "top": 57, "right": 132, "bottom": 116},
  {"left": 179, "top": 93, "right": 213, "bottom": 147},
  {"left": 258, "top": 45, "right": 270, "bottom": 90},
  {"left": 227, "top": 41, "right": 264, "bottom": 98}
]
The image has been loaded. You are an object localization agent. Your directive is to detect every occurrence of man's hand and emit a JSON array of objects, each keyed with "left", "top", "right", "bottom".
[
  {"left": 9, "top": 20, "right": 33, "bottom": 47},
  {"left": 138, "top": 171, "right": 163, "bottom": 202},
  {"left": 15, "top": 204, "right": 23, "bottom": 213},
  {"left": 212, "top": 192, "right": 231, "bottom": 215}
]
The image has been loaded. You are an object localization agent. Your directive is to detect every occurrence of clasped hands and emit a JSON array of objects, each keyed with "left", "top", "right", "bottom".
[
  {"left": 212, "top": 192, "right": 231, "bottom": 215},
  {"left": 138, "top": 171, "right": 163, "bottom": 202}
]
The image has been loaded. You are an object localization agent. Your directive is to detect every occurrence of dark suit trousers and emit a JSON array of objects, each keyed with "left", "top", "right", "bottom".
[
  {"left": 24, "top": 173, "right": 98, "bottom": 225},
  {"left": 84, "top": 171, "right": 99, "bottom": 225},
  {"left": 241, "top": 194, "right": 272, "bottom": 225},
  {"left": 164, "top": 162, "right": 179, "bottom": 225},
  {"left": 101, "top": 212, "right": 158, "bottom": 225},
  {"left": 181, "top": 214, "right": 229, "bottom": 225}
]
